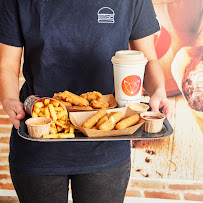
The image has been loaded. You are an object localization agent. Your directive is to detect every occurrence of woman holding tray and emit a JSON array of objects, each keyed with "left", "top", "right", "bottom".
[{"left": 0, "top": 0, "right": 173, "bottom": 202}]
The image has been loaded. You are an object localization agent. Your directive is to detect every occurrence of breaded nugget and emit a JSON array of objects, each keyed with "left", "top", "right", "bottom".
[
  {"left": 109, "top": 112, "right": 124, "bottom": 124},
  {"left": 71, "top": 105, "right": 93, "bottom": 110},
  {"left": 91, "top": 100, "right": 109, "bottom": 109},
  {"left": 115, "top": 114, "right": 140, "bottom": 130},
  {"left": 82, "top": 108, "right": 107, "bottom": 129},
  {"left": 80, "top": 91, "right": 102, "bottom": 101},
  {"left": 98, "top": 120, "right": 115, "bottom": 131},
  {"left": 96, "top": 112, "right": 114, "bottom": 128}
]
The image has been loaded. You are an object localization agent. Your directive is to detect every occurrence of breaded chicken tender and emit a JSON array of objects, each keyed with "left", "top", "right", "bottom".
[
  {"left": 54, "top": 91, "right": 89, "bottom": 107},
  {"left": 80, "top": 91, "right": 102, "bottom": 102},
  {"left": 71, "top": 105, "right": 93, "bottom": 110},
  {"left": 91, "top": 100, "right": 109, "bottom": 109},
  {"left": 115, "top": 114, "right": 140, "bottom": 130},
  {"left": 53, "top": 96, "right": 72, "bottom": 107},
  {"left": 82, "top": 108, "right": 107, "bottom": 129}
]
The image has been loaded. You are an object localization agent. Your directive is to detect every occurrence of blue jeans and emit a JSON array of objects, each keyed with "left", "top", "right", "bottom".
[{"left": 10, "top": 158, "right": 131, "bottom": 203}]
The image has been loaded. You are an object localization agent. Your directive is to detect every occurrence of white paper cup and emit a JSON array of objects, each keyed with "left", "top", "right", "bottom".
[{"left": 111, "top": 50, "right": 148, "bottom": 107}]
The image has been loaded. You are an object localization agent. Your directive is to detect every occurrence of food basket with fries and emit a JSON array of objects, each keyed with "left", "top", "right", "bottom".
[{"left": 24, "top": 95, "right": 75, "bottom": 138}]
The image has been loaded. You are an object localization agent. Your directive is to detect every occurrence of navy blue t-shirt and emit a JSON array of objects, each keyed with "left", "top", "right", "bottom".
[{"left": 0, "top": 0, "right": 160, "bottom": 175}]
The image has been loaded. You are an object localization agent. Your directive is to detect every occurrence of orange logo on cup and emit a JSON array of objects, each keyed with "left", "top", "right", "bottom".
[{"left": 122, "top": 75, "right": 141, "bottom": 96}]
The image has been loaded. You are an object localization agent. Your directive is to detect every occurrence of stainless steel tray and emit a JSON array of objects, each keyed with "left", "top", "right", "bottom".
[{"left": 18, "top": 116, "right": 173, "bottom": 142}]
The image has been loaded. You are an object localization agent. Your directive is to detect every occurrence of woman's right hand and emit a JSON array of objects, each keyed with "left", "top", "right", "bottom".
[{"left": 2, "top": 99, "right": 26, "bottom": 129}]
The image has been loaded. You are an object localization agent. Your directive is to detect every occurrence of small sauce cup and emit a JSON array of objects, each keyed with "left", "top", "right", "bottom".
[
  {"left": 140, "top": 111, "right": 165, "bottom": 133},
  {"left": 25, "top": 117, "right": 52, "bottom": 138}
]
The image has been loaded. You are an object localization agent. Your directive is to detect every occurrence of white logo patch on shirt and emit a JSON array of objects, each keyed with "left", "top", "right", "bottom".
[{"left": 98, "top": 7, "right": 115, "bottom": 23}]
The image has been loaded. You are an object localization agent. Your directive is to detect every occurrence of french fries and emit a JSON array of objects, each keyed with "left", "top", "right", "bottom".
[
  {"left": 42, "top": 124, "right": 75, "bottom": 139},
  {"left": 32, "top": 98, "right": 75, "bottom": 138}
]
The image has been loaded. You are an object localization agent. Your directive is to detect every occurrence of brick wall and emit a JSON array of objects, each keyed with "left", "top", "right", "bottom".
[
  {"left": 126, "top": 178, "right": 203, "bottom": 201},
  {"left": 0, "top": 74, "right": 203, "bottom": 201},
  {"left": 0, "top": 69, "right": 25, "bottom": 190}
]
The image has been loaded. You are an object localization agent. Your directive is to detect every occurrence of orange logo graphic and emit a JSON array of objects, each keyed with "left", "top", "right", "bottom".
[{"left": 122, "top": 75, "right": 141, "bottom": 96}]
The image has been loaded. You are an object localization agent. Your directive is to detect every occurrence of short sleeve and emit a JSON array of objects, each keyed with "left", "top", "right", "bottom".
[
  {"left": 130, "top": 0, "right": 160, "bottom": 40},
  {"left": 0, "top": 0, "right": 24, "bottom": 47}
]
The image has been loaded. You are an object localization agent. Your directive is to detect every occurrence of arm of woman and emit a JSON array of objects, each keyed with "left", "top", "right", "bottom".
[
  {"left": 0, "top": 43, "right": 25, "bottom": 129},
  {"left": 129, "top": 34, "right": 173, "bottom": 118}
]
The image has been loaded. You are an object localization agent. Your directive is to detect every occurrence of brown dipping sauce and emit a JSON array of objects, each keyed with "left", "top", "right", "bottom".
[
  {"left": 143, "top": 116, "right": 161, "bottom": 120},
  {"left": 30, "top": 122, "right": 48, "bottom": 125}
]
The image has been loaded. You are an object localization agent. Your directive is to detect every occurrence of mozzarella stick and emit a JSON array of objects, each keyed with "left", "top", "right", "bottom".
[
  {"left": 108, "top": 112, "right": 124, "bottom": 124},
  {"left": 98, "top": 120, "right": 115, "bottom": 131},
  {"left": 115, "top": 114, "right": 140, "bottom": 130},
  {"left": 98, "top": 112, "right": 123, "bottom": 131},
  {"left": 96, "top": 112, "right": 114, "bottom": 128},
  {"left": 82, "top": 108, "right": 107, "bottom": 129}
]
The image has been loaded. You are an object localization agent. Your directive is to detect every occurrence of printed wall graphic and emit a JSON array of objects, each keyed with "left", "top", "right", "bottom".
[
  {"left": 154, "top": 26, "right": 171, "bottom": 59},
  {"left": 97, "top": 7, "right": 115, "bottom": 23},
  {"left": 152, "top": 0, "right": 203, "bottom": 97},
  {"left": 151, "top": 0, "right": 203, "bottom": 133},
  {"left": 171, "top": 46, "right": 203, "bottom": 132},
  {"left": 129, "top": 0, "right": 203, "bottom": 191}
]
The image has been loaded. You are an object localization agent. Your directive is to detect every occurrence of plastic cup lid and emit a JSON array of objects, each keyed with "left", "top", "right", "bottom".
[{"left": 111, "top": 50, "right": 148, "bottom": 65}]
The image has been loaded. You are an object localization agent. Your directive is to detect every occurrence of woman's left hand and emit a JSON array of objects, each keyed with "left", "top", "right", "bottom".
[{"left": 149, "top": 91, "right": 174, "bottom": 119}]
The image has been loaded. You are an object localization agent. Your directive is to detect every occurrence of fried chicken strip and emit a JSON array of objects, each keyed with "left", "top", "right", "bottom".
[
  {"left": 80, "top": 91, "right": 102, "bottom": 102},
  {"left": 54, "top": 91, "right": 89, "bottom": 107},
  {"left": 71, "top": 105, "right": 93, "bottom": 110},
  {"left": 91, "top": 100, "right": 109, "bottom": 109}
]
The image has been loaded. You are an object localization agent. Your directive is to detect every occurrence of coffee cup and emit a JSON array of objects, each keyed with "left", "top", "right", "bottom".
[{"left": 111, "top": 50, "right": 148, "bottom": 107}]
